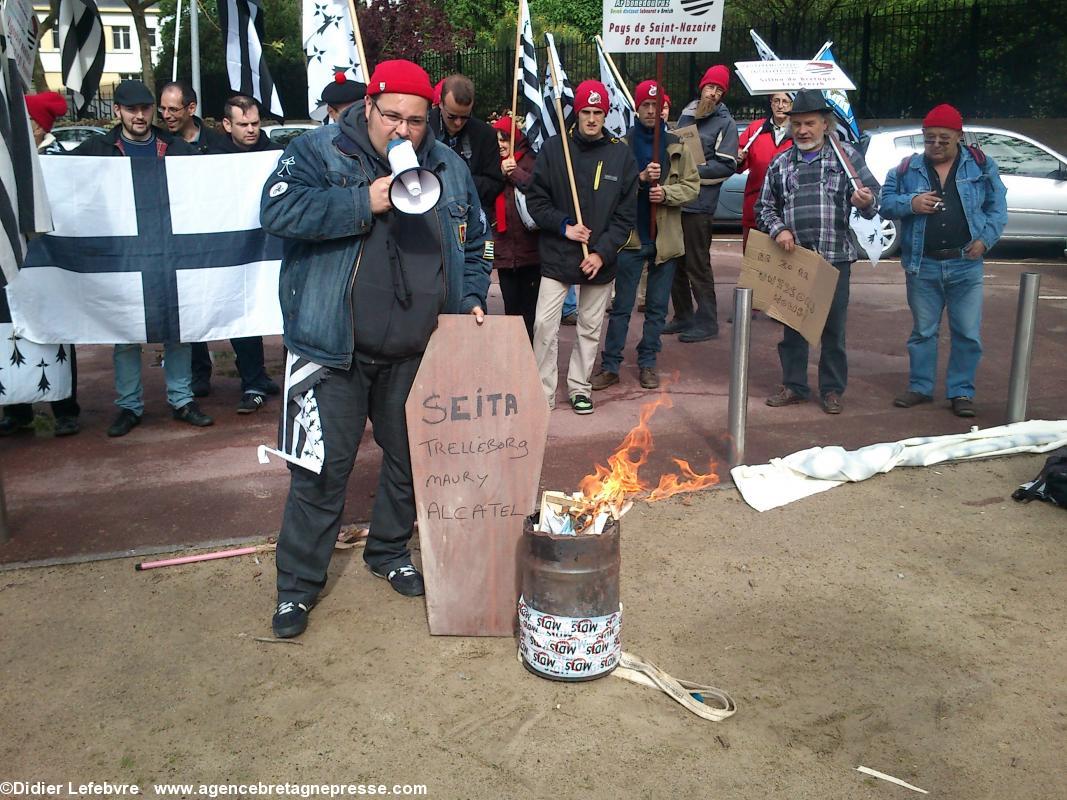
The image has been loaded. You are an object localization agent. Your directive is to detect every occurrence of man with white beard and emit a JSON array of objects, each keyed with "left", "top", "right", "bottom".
[{"left": 756, "top": 90, "right": 879, "bottom": 416}]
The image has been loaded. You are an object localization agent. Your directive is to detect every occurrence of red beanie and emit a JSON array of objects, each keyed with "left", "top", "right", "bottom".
[
  {"left": 574, "top": 80, "right": 610, "bottom": 113},
  {"left": 923, "top": 103, "right": 963, "bottom": 131},
  {"left": 492, "top": 115, "right": 526, "bottom": 149},
  {"left": 699, "top": 64, "right": 730, "bottom": 93},
  {"left": 432, "top": 79, "right": 444, "bottom": 106},
  {"left": 25, "top": 92, "right": 68, "bottom": 133},
  {"left": 367, "top": 60, "right": 434, "bottom": 102},
  {"left": 634, "top": 80, "right": 664, "bottom": 109},
  {"left": 662, "top": 91, "right": 671, "bottom": 108}
]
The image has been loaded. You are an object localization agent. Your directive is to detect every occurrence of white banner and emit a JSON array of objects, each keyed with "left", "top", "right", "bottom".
[
  {"left": 734, "top": 59, "right": 856, "bottom": 95},
  {"left": 602, "top": 0, "right": 724, "bottom": 53}
]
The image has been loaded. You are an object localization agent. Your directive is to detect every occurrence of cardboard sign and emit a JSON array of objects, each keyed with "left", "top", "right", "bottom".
[
  {"left": 738, "top": 230, "right": 839, "bottom": 346},
  {"left": 601, "top": 0, "right": 724, "bottom": 53},
  {"left": 673, "top": 124, "right": 706, "bottom": 166},
  {"left": 1, "top": 0, "right": 39, "bottom": 90},
  {"left": 405, "top": 316, "right": 550, "bottom": 636},
  {"left": 734, "top": 59, "right": 856, "bottom": 95}
]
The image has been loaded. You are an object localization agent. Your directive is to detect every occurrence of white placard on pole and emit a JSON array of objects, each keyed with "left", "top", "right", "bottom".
[
  {"left": 601, "top": 0, "right": 724, "bottom": 53},
  {"left": 734, "top": 59, "right": 856, "bottom": 95},
  {"left": 2, "top": 0, "right": 39, "bottom": 89}
]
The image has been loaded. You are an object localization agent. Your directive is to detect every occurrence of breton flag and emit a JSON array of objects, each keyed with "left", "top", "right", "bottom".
[
  {"left": 0, "top": 288, "right": 72, "bottom": 404},
  {"left": 218, "top": 0, "right": 284, "bottom": 118},
  {"left": 257, "top": 349, "right": 327, "bottom": 474},
  {"left": 58, "top": 0, "right": 105, "bottom": 116},
  {"left": 0, "top": 17, "right": 53, "bottom": 288},
  {"left": 303, "top": 0, "right": 365, "bottom": 122},
  {"left": 595, "top": 37, "right": 634, "bottom": 138},
  {"left": 749, "top": 29, "right": 778, "bottom": 63},
  {"left": 515, "top": 0, "right": 546, "bottom": 152},
  {"left": 542, "top": 33, "right": 574, "bottom": 139},
  {"left": 813, "top": 41, "right": 862, "bottom": 145},
  {"left": 8, "top": 152, "right": 284, "bottom": 344}
]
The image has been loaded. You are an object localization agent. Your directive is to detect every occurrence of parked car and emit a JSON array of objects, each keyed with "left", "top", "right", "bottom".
[
  {"left": 712, "top": 123, "right": 749, "bottom": 223},
  {"left": 262, "top": 123, "right": 318, "bottom": 146},
  {"left": 863, "top": 125, "right": 1067, "bottom": 256},
  {"left": 52, "top": 125, "right": 107, "bottom": 151}
]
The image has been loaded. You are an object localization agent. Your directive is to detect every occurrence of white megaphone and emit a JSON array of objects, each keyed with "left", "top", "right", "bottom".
[{"left": 387, "top": 138, "right": 441, "bottom": 215}]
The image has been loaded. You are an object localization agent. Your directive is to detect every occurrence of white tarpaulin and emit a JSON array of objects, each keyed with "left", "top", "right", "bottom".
[{"left": 731, "top": 420, "right": 1067, "bottom": 512}]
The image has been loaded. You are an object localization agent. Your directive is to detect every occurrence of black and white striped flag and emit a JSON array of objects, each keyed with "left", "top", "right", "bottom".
[
  {"left": 515, "top": 0, "right": 546, "bottom": 152},
  {"left": 58, "top": 0, "right": 105, "bottom": 116},
  {"left": 218, "top": 0, "right": 284, "bottom": 118},
  {"left": 595, "top": 37, "right": 634, "bottom": 139},
  {"left": 0, "top": 16, "right": 52, "bottom": 288},
  {"left": 542, "top": 33, "right": 574, "bottom": 140},
  {"left": 256, "top": 350, "right": 327, "bottom": 474}
]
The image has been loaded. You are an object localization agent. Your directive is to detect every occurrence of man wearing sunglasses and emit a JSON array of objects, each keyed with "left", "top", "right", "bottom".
[
  {"left": 429, "top": 74, "right": 504, "bottom": 220},
  {"left": 261, "top": 60, "right": 492, "bottom": 639}
]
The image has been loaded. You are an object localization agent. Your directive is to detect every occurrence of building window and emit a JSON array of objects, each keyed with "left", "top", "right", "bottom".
[
  {"left": 112, "top": 26, "right": 131, "bottom": 50},
  {"left": 51, "top": 27, "right": 60, "bottom": 50},
  {"left": 147, "top": 28, "right": 157, "bottom": 48}
]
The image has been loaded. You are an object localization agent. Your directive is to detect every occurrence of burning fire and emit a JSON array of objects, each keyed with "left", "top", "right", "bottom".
[{"left": 578, "top": 389, "right": 719, "bottom": 516}]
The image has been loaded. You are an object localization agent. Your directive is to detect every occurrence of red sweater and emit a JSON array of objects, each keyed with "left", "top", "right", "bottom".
[{"left": 738, "top": 118, "right": 793, "bottom": 231}]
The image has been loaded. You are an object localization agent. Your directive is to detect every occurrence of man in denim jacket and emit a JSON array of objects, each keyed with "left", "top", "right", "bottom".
[
  {"left": 881, "top": 104, "right": 1007, "bottom": 418},
  {"left": 260, "top": 60, "right": 491, "bottom": 639}
]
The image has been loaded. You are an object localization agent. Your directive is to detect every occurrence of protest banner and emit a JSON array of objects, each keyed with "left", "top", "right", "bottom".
[
  {"left": 734, "top": 59, "right": 856, "bottom": 95},
  {"left": 601, "top": 0, "right": 724, "bottom": 53},
  {"left": 673, "top": 124, "right": 706, "bottom": 166},
  {"left": 738, "top": 230, "right": 839, "bottom": 346}
]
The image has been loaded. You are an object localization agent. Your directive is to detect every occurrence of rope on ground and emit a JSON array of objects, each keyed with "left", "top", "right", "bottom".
[{"left": 613, "top": 651, "right": 736, "bottom": 722}]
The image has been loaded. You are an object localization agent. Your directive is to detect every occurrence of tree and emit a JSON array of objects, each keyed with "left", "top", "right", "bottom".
[
  {"left": 124, "top": 0, "right": 160, "bottom": 97},
  {"left": 359, "top": 0, "right": 472, "bottom": 64}
]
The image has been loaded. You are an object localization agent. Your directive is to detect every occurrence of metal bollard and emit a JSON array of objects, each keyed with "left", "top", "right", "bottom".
[
  {"left": 1005, "top": 272, "right": 1041, "bottom": 424},
  {"left": 728, "top": 288, "right": 753, "bottom": 467}
]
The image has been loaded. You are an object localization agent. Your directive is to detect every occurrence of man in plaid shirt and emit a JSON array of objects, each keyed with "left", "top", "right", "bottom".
[{"left": 756, "top": 90, "right": 879, "bottom": 415}]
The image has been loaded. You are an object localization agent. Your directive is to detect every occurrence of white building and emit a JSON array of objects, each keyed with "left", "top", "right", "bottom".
[{"left": 35, "top": 0, "right": 162, "bottom": 94}]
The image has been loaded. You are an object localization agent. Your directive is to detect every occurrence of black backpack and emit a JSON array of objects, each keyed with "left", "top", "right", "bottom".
[{"left": 1012, "top": 449, "right": 1067, "bottom": 508}]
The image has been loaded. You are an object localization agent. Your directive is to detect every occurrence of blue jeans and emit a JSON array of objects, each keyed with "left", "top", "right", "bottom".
[
  {"left": 113, "top": 343, "right": 194, "bottom": 415},
  {"left": 562, "top": 285, "right": 578, "bottom": 317},
  {"left": 601, "top": 244, "right": 676, "bottom": 372},
  {"left": 779, "top": 261, "right": 851, "bottom": 399},
  {"left": 905, "top": 256, "right": 984, "bottom": 399}
]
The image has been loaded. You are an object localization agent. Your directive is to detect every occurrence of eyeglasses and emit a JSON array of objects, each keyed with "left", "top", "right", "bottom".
[
  {"left": 442, "top": 109, "right": 471, "bottom": 123},
  {"left": 770, "top": 98, "right": 792, "bottom": 106},
  {"left": 923, "top": 136, "right": 955, "bottom": 146},
  {"left": 370, "top": 97, "right": 427, "bottom": 129}
]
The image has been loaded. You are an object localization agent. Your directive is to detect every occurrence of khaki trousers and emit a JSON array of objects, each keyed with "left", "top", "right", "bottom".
[{"left": 533, "top": 276, "right": 613, "bottom": 407}]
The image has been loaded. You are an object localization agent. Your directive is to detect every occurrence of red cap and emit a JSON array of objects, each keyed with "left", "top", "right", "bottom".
[
  {"left": 432, "top": 79, "right": 444, "bottom": 106},
  {"left": 923, "top": 103, "right": 963, "bottom": 131},
  {"left": 662, "top": 91, "right": 671, "bottom": 108},
  {"left": 574, "top": 80, "right": 610, "bottom": 113},
  {"left": 367, "top": 60, "right": 434, "bottom": 102},
  {"left": 699, "top": 65, "right": 730, "bottom": 93},
  {"left": 492, "top": 115, "right": 526, "bottom": 148},
  {"left": 25, "top": 92, "right": 67, "bottom": 133},
  {"left": 634, "top": 80, "right": 664, "bottom": 109}
]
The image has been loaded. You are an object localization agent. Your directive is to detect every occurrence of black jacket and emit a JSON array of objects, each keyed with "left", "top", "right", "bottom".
[
  {"left": 71, "top": 124, "right": 198, "bottom": 156},
  {"left": 525, "top": 128, "right": 638, "bottom": 285},
  {"left": 185, "top": 117, "right": 229, "bottom": 154},
  {"left": 429, "top": 109, "right": 504, "bottom": 219},
  {"left": 209, "top": 130, "right": 283, "bottom": 154}
]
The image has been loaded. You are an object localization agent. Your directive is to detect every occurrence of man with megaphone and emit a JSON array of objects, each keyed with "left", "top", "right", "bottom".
[{"left": 260, "top": 60, "right": 492, "bottom": 639}]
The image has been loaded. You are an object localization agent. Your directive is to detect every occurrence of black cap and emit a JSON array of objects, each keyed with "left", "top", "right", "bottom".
[
  {"left": 114, "top": 80, "right": 154, "bottom": 106},
  {"left": 787, "top": 89, "right": 831, "bottom": 115},
  {"left": 321, "top": 72, "right": 366, "bottom": 107}
]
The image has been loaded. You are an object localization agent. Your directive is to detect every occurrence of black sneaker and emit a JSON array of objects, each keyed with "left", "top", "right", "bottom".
[
  {"left": 272, "top": 600, "right": 310, "bottom": 638},
  {"left": 237, "top": 393, "right": 265, "bottom": 414},
  {"left": 53, "top": 416, "right": 81, "bottom": 437},
  {"left": 107, "top": 409, "right": 142, "bottom": 437},
  {"left": 662, "top": 318, "right": 692, "bottom": 335},
  {"left": 173, "top": 402, "right": 213, "bottom": 427},
  {"left": 0, "top": 415, "right": 34, "bottom": 437},
  {"left": 678, "top": 326, "right": 719, "bottom": 343},
  {"left": 369, "top": 563, "right": 425, "bottom": 597}
]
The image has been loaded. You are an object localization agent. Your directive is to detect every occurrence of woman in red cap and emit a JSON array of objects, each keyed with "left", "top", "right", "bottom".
[
  {"left": 24, "top": 91, "right": 69, "bottom": 154},
  {"left": 491, "top": 116, "right": 540, "bottom": 341}
]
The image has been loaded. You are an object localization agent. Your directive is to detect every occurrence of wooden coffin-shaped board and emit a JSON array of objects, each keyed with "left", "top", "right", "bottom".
[{"left": 405, "top": 316, "right": 550, "bottom": 636}]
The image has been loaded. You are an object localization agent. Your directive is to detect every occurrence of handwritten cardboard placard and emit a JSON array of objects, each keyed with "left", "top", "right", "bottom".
[
  {"left": 673, "top": 124, "right": 706, "bottom": 166},
  {"left": 405, "top": 316, "right": 549, "bottom": 636},
  {"left": 739, "top": 230, "right": 839, "bottom": 346}
]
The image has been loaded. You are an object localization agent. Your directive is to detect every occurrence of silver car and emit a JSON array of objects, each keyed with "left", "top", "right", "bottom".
[{"left": 52, "top": 125, "right": 107, "bottom": 151}]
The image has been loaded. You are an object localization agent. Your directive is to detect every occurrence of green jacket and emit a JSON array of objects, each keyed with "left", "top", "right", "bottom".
[{"left": 622, "top": 128, "right": 700, "bottom": 264}]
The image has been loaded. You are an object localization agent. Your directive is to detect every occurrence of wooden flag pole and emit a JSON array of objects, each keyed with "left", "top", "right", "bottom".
[
  {"left": 595, "top": 35, "right": 635, "bottom": 108},
  {"left": 509, "top": 0, "right": 524, "bottom": 156},
  {"left": 547, "top": 48, "right": 588, "bottom": 258},
  {"left": 649, "top": 52, "right": 665, "bottom": 240},
  {"left": 345, "top": 0, "right": 370, "bottom": 82}
]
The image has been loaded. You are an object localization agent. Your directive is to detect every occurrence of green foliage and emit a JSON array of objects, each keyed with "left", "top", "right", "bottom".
[{"left": 529, "top": 0, "right": 602, "bottom": 38}]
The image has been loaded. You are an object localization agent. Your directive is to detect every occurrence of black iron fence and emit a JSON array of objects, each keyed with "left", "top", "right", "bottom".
[{"left": 423, "top": 0, "right": 1066, "bottom": 122}]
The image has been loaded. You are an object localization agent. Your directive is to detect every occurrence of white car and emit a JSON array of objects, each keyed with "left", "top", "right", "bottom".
[
  {"left": 52, "top": 125, "right": 107, "bottom": 151},
  {"left": 864, "top": 125, "right": 1067, "bottom": 257}
]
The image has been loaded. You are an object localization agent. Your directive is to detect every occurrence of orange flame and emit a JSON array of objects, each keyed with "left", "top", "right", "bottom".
[{"left": 578, "top": 389, "right": 719, "bottom": 514}]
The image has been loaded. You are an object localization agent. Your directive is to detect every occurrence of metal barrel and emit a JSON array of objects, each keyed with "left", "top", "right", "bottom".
[
  {"left": 1006, "top": 272, "right": 1041, "bottom": 424},
  {"left": 519, "top": 515, "right": 621, "bottom": 682}
]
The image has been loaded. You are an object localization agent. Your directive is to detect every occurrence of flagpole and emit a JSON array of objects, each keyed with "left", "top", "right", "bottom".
[
  {"left": 650, "top": 51, "right": 664, "bottom": 240},
  {"left": 189, "top": 0, "right": 201, "bottom": 106},
  {"left": 595, "top": 35, "right": 634, "bottom": 108},
  {"left": 546, "top": 48, "right": 588, "bottom": 259},
  {"left": 345, "top": 0, "right": 370, "bottom": 81},
  {"left": 172, "top": 0, "right": 183, "bottom": 82},
  {"left": 509, "top": 0, "right": 524, "bottom": 156}
]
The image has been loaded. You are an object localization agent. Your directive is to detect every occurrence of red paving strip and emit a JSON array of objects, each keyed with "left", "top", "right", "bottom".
[{"left": 2, "top": 240, "right": 1065, "bottom": 564}]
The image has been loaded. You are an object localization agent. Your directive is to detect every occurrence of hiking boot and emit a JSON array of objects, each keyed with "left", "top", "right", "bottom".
[
  {"left": 272, "top": 600, "right": 310, "bottom": 638},
  {"left": 237, "top": 393, "right": 265, "bottom": 414},
  {"left": 662, "top": 317, "right": 692, "bottom": 335},
  {"left": 570, "top": 395, "right": 594, "bottom": 415},
  {"left": 590, "top": 370, "right": 620, "bottom": 391},
  {"left": 173, "top": 402, "right": 214, "bottom": 427},
  {"left": 53, "top": 416, "right": 81, "bottom": 437},
  {"left": 893, "top": 390, "right": 933, "bottom": 409},
  {"left": 369, "top": 563, "right": 425, "bottom": 597},
  {"left": 821, "top": 392, "right": 843, "bottom": 415},
  {"left": 107, "top": 409, "right": 142, "bottom": 437},
  {"left": 765, "top": 386, "right": 807, "bottom": 407},
  {"left": 678, "top": 326, "right": 719, "bottom": 343},
  {"left": 561, "top": 312, "right": 578, "bottom": 326},
  {"left": 639, "top": 367, "right": 659, "bottom": 389},
  {"left": 951, "top": 397, "right": 976, "bottom": 418}
]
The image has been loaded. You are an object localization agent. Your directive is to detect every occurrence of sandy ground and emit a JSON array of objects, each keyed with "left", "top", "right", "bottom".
[{"left": 2, "top": 454, "right": 1064, "bottom": 799}]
